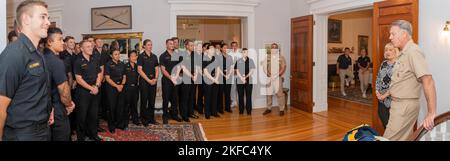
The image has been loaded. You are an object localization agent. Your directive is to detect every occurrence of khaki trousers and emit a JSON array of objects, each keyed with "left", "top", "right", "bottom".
[
  {"left": 383, "top": 98, "right": 420, "bottom": 141},
  {"left": 359, "top": 70, "right": 370, "bottom": 94},
  {"left": 266, "top": 78, "right": 286, "bottom": 111},
  {"left": 339, "top": 69, "right": 354, "bottom": 93}
]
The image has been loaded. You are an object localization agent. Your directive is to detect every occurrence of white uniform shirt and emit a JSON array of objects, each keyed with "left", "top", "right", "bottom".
[{"left": 228, "top": 49, "right": 242, "bottom": 64}]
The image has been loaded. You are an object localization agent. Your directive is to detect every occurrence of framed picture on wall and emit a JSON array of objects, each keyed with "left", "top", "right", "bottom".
[
  {"left": 328, "top": 19, "right": 342, "bottom": 43},
  {"left": 91, "top": 5, "right": 132, "bottom": 31},
  {"left": 358, "top": 35, "right": 369, "bottom": 55}
]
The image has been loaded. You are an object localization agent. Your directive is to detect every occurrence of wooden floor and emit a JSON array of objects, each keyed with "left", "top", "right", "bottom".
[{"left": 186, "top": 97, "right": 372, "bottom": 141}]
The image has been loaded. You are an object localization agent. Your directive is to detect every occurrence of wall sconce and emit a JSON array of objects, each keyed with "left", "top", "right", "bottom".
[{"left": 444, "top": 21, "right": 450, "bottom": 32}]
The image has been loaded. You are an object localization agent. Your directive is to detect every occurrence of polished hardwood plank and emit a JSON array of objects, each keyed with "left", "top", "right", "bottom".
[{"left": 187, "top": 97, "right": 372, "bottom": 141}]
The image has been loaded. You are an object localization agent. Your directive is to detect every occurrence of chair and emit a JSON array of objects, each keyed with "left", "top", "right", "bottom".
[{"left": 410, "top": 111, "right": 450, "bottom": 141}]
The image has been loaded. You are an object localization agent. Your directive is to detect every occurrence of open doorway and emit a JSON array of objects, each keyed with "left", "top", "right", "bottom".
[
  {"left": 177, "top": 16, "right": 243, "bottom": 48},
  {"left": 327, "top": 9, "right": 374, "bottom": 106}
]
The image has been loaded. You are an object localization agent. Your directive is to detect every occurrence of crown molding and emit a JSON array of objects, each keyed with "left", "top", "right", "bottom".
[{"left": 168, "top": 0, "right": 261, "bottom": 7}]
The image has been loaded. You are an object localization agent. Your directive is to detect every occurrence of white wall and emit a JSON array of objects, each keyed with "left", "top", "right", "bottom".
[
  {"left": 254, "top": 0, "right": 294, "bottom": 107},
  {"left": 63, "top": 0, "right": 171, "bottom": 55},
  {"left": 1, "top": 0, "right": 6, "bottom": 51},
  {"left": 418, "top": 0, "right": 450, "bottom": 123},
  {"left": 254, "top": 0, "right": 310, "bottom": 106},
  {"left": 291, "top": 0, "right": 310, "bottom": 18},
  {"left": 7, "top": 0, "right": 171, "bottom": 55}
]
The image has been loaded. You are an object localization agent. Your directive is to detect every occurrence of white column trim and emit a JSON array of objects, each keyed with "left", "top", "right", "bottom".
[
  {"left": 313, "top": 14, "right": 329, "bottom": 112},
  {"left": 168, "top": 0, "right": 259, "bottom": 49},
  {"left": 307, "top": 0, "right": 381, "bottom": 15}
]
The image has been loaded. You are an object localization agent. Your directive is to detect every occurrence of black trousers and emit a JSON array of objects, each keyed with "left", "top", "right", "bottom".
[
  {"left": 237, "top": 84, "right": 253, "bottom": 114},
  {"left": 188, "top": 84, "right": 196, "bottom": 117},
  {"left": 99, "top": 83, "right": 108, "bottom": 120},
  {"left": 195, "top": 84, "right": 204, "bottom": 113},
  {"left": 76, "top": 87, "right": 99, "bottom": 140},
  {"left": 224, "top": 84, "right": 232, "bottom": 111},
  {"left": 217, "top": 83, "right": 225, "bottom": 113},
  {"left": 69, "top": 88, "right": 77, "bottom": 135},
  {"left": 180, "top": 83, "right": 195, "bottom": 119},
  {"left": 3, "top": 122, "right": 51, "bottom": 141},
  {"left": 139, "top": 80, "right": 157, "bottom": 123},
  {"left": 162, "top": 78, "right": 178, "bottom": 120},
  {"left": 378, "top": 102, "right": 390, "bottom": 129},
  {"left": 204, "top": 83, "right": 219, "bottom": 118},
  {"left": 51, "top": 110, "right": 71, "bottom": 141},
  {"left": 105, "top": 84, "right": 125, "bottom": 130},
  {"left": 125, "top": 85, "right": 139, "bottom": 123}
]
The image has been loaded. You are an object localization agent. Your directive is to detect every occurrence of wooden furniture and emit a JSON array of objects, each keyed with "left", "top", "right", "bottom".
[{"left": 410, "top": 111, "right": 450, "bottom": 141}]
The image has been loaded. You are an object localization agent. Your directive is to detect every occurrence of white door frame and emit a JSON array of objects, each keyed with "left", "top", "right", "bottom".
[
  {"left": 168, "top": 0, "right": 260, "bottom": 49},
  {"left": 307, "top": 0, "right": 382, "bottom": 112}
]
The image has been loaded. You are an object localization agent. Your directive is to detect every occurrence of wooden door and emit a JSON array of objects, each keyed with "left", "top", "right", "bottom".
[
  {"left": 372, "top": 0, "right": 419, "bottom": 134},
  {"left": 291, "top": 15, "right": 314, "bottom": 113}
]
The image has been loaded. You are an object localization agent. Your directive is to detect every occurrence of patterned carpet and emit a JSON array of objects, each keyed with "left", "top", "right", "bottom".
[
  {"left": 74, "top": 121, "right": 207, "bottom": 141},
  {"left": 328, "top": 85, "right": 373, "bottom": 105}
]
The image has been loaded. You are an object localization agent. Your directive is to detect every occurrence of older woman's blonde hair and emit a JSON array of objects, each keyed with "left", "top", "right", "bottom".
[{"left": 384, "top": 42, "right": 400, "bottom": 59}]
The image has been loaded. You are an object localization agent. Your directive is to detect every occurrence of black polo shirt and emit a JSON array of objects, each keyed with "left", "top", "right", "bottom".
[
  {"left": 214, "top": 54, "right": 224, "bottom": 84},
  {"left": 60, "top": 50, "right": 71, "bottom": 60},
  {"left": 60, "top": 50, "right": 74, "bottom": 75},
  {"left": 44, "top": 48, "right": 68, "bottom": 116},
  {"left": 193, "top": 52, "right": 204, "bottom": 85},
  {"left": 159, "top": 50, "right": 181, "bottom": 80},
  {"left": 137, "top": 51, "right": 159, "bottom": 79},
  {"left": 234, "top": 57, "right": 256, "bottom": 84},
  {"left": 203, "top": 55, "right": 219, "bottom": 85},
  {"left": 105, "top": 60, "right": 126, "bottom": 84},
  {"left": 125, "top": 62, "right": 139, "bottom": 85},
  {"left": 70, "top": 54, "right": 81, "bottom": 78},
  {"left": 94, "top": 48, "right": 111, "bottom": 66},
  {"left": 92, "top": 49, "right": 104, "bottom": 67},
  {"left": 223, "top": 54, "right": 234, "bottom": 84},
  {"left": 73, "top": 54, "right": 101, "bottom": 85},
  {"left": 337, "top": 54, "right": 352, "bottom": 69},
  {"left": 357, "top": 56, "right": 371, "bottom": 68},
  {"left": 179, "top": 51, "right": 196, "bottom": 83},
  {"left": 0, "top": 34, "right": 51, "bottom": 128}
]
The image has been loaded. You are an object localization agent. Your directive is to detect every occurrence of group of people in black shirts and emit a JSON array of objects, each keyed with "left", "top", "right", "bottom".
[{"left": 56, "top": 35, "right": 256, "bottom": 141}]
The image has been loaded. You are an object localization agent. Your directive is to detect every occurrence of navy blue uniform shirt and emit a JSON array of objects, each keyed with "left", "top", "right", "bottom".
[
  {"left": 0, "top": 34, "right": 51, "bottom": 128},
  {"left": 105, "top": 60, "right": 126, "bottom": 84},
  {"left": 44, "top": 48, "right": 68, "bottom": 117},
  {"left": 73, "top": 53, "right": 101, "bottom": 85},
  {"left": 137, "top": 51, "right": 159, "bottom": 79}
]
